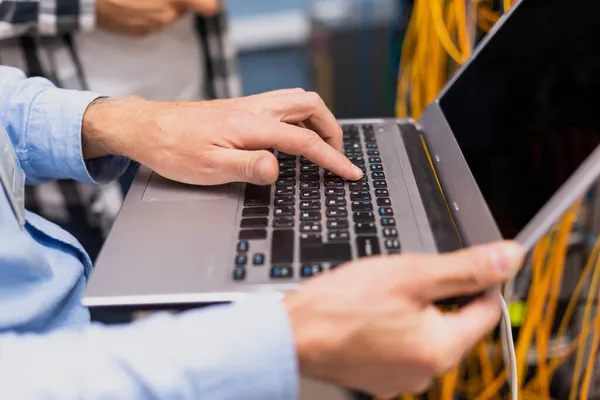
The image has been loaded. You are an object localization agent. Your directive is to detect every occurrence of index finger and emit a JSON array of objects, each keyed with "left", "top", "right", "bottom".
[
  {"left": 435, "top": 292, "right": 502, "bottom": 368},
  {"left": 409, "top": 241, "right": 524, "bottom": 302},
  {"left": 242, "top": 119, "right": 363, "bottom": 181},
  {"left": 263, "top": 91, "right": 344, "bottom": 153}
]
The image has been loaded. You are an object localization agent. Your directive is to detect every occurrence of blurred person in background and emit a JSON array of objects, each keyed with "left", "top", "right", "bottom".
[{"left": 0, "top": 0, "right": 241, "bottom": 260}]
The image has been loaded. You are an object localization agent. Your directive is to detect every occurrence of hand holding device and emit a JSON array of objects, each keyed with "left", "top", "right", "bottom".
[{"left": 285, "top": 241, "right": 524, "bottom": 397}]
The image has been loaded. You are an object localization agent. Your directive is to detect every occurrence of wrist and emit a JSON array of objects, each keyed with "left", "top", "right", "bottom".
[
  {"left": 81, "top": 95, "right": 153, "bottom": 160},
  {"left": 284, "top": 292, "right": 333, "bottom": 382}
]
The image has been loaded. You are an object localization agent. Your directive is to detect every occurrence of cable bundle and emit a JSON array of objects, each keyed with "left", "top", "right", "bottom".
[
  {"left": 391, "top": 1, "right": 600, "bottom": 398},
  {"left": 395, "top": 0, "right": 505, "bottom": 119}
]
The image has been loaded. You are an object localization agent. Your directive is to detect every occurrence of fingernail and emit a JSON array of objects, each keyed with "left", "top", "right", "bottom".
[
  {"left": 352, "top": 165, "right": 364, "bottom": 179},
  {"left": 491, "top": 242, "right": 523, "bottom": 273}
]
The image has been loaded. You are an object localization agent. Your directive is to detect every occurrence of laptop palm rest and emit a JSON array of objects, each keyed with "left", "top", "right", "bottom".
[{"left": 142, "top": 172, "right": 230, "bottom": 201}]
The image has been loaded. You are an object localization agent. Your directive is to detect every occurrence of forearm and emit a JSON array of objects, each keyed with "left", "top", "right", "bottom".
[
  {"left": 0, "top": 0, "right": 96, "bottom": 39},
  {"left": 0, "top": 297, "right": 298, "bottom": 400}
]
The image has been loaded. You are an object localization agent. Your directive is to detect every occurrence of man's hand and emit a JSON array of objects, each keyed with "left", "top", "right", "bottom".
[
  {"left": 174, "top": 0, "right": 220, "bottom": 15},
  {"left": 285, "top": 241, "right": 525, "bottom": 397},
  {"left": 96, "top": 0, "right": 182, "bottom": 36},
  {"left": 96, "top": 0, "right": 220, "bottom": 37},
  {"left": 82, "top": 89, "right": 363, "bottom": 184}
]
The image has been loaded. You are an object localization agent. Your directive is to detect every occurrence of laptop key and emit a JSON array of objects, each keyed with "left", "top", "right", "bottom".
[
  {"left": 385, "top": 239, "right": 401, "bottom": 250},
  {"left": 271, "top": 230, "right": 294, "bottom": 263},
  {"left": 366, "top": 143, "right": 378, "bottom": 149},
  {"left": 300, "top": 200, "right": 320, "bottom": 210},
  {"left": 300, "top": 164, "right": 318, "bottom": 172},
  {"left": 355, "top": 222, "right": 377, "bottom": 234},
  {"left": 327, "top": 219, "right": 349, "bottom": 230},
  {"left": 253, "top": 253, "right": 265, "bottom": 265},
  {"left": 377, "top": 198, "right": 392, "bottom": 206},
  {"left": 381, "top": 217, "right": 396, "bottom": 226},
  {"left": 301, "top": 211, "right": 321, "bottom": 221},
  {"left": 356, "top": 236, "right": 381, "bottom": 257},
  {"left": 278, "top": 160, "right": 295, "bottom": 169},
  {"left": 375, "top": 189, "right": 389, "bottom": 197},
  {"left": 353, "top": 211, "right": 375, "bottom": 222},
  {"left": 279, "top": 168, "right": 296, "bottom": 177},
  {"left": 233, "top": 268, "right": 246, "bottom": 281},
  {"left": 383, "top": 228, "right": 398, "bottom": 238},
  {"left": 274, "top": 206, "right": 294, "bottom": 217},
  {"left": 300, "top": 233, "right": 322, "bottom": 244},
  {"left": 373, "top": 180, "right": 387, "bottom": 188},
  {"left": 328, "top": 231, "right": 350, "bottom": 242},
  {"left": 235, "top": 255, "right": 248, "bottom": 266},
  {"left": 368, "top": 157, "right": 382, "bottom": 163},
  {"left": 277, "top": 152, "right": 295, "bottom": 160},
  {"left": 300, "top": 181, "right": 319, "bottom": 190},
  {"left": 301, "top": 242, "right": 352, "bottom": 263},
  {"left": 326, "top": 207, "right": 348, "bottom": 218},
  {"left": 323, "top": 170, "right": 340, "bottom": 179},
  {"left": 271, "top": 266, "right": 294, "bottom": 279},
  {"left": 275, "top": 196, "right": 295, "bottom": 206},
  {"left": 371, "top": 172, "right": 386, "bottom": 179},
  {"left": 242, "top": 207, "right": 269, "bottom": 217},
  {"left": 300, "top": 172, "right": 320, "bottom": 181},
  {"left": 237, "top": 241, "right": 249, "bottom": 252},
  {"left": 301, "top": 264, "right": 324, "bottom": 278},
  {"left": 300, "top": 222, "right": 322, "bottom": 233},
  {"left": 326, "top": 197, "right": 346, "bottom": 207},
  {"left": 300, "top": 190, "right": 320, "bottom": 200},
  {"left": 275, "top": 186, "right": 294, "bottom": 196},
  {"left": 239, "top": 229, "right": 267, "bottom": 240},
  {"left": 243, "top": 184, "right": 271, "bottom": 206},
  {"left": 367, "top": 150, "right": 380, "bottom": 156},
  {"left": 325, "top": 188, "right": 345, "bottom": 197},
  {"left": 241, "top": 218, "right": 268, "bottom": 228},
  {"left": 350, "top": 192, "right": 371, "bottom": 202},
  {"left": 370, "top": 164, "right": 383, "bottom": 171},
  {"left": 379, "top": 207, "right": 394, "bottom": 216},
  {"left": 349, "top": 182, "right": 369, "bottom": 191},
  {"left": 276, "top": 178, "right": 296, "bottom": 186},
  {"left": 324, "top": 178, "right": 344, "bottom": 187},
  {"left": 352, "top": 201, "right": 373, "bottom": 211},
  {"left": 273, "top": 217, "right": 294, "bottom": 228}
]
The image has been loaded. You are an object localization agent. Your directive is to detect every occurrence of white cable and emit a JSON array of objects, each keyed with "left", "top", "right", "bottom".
[{"left": 500, "top": 295, "right": 518, "bottom": 400}]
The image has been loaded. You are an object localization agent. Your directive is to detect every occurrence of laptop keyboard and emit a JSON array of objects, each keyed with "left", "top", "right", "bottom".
[{"left": 233, "top": 123, "right": 400, "bottom": 282}]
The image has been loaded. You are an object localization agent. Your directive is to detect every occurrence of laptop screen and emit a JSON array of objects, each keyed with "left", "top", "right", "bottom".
[{"left": 439, "top": 0, "right": 600, "bottom": 238}]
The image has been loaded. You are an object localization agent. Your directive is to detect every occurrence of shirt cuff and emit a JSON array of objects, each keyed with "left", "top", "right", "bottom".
[
  {"left": 26, "top": 88, "right": 130, "bottom": 184},
  {"left": 152, "top": 295, "right": 299, "bottom": 399}
]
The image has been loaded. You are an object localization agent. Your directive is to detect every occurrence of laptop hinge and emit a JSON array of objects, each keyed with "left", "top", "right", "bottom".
[{"left": 398, "top": 120, "right": 463, "bottom": 252}]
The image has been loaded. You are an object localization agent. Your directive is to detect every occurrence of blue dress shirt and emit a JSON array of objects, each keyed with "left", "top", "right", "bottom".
[{"left": 0, "top": 66, "right": 297, "bottom": 399}]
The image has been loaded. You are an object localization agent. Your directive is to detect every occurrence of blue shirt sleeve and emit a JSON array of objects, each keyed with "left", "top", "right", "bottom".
[
  {"left": 0, "top": 296, "right": 299, "bottom": 400},
  {"left": 0, "top": 65, "right": 129, "bottom": 185}
]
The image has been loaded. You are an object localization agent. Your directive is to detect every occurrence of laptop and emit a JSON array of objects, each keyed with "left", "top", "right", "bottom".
[{"left": 83, "top": 0, "right": 600, "bottom": 308}]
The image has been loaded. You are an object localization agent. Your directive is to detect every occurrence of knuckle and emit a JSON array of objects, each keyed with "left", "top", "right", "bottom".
[
  {"left": 239, "top": 155, "right": 257, "bottom": 181},
  {"left": 304, "top": 91, "right": 324, "bottom": 109},
  {"left": 300, "top": 129, "right": 321, "bottom": 152}
]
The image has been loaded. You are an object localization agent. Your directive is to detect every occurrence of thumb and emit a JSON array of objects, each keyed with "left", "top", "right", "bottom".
[{"left": 217, "top": 149, "right": 279, "bottom": 185}]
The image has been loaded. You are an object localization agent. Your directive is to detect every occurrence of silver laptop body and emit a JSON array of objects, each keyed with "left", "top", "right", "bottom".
[{"left": 84, "top": 0, "right": 600, "bottom": 308}]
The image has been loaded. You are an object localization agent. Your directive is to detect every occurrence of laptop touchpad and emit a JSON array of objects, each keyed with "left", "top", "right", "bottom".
[{"left": 142, "top": 172, "right": 230, "bottom": 201}]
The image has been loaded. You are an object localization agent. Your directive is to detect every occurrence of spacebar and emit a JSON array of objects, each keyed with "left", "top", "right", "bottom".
[{"left": 301, "top": 243, "right": 352, "bottom": 263}]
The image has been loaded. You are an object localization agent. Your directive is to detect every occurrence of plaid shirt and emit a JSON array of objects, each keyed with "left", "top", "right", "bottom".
[{"left": 0, "top": 0, "right": 241, "bottom": 259}]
